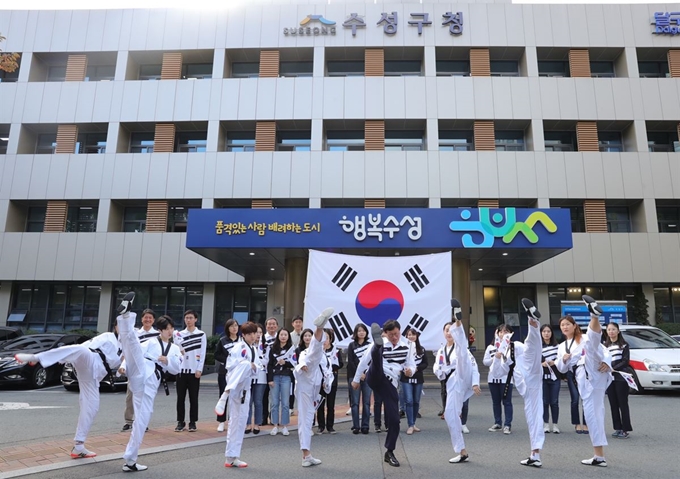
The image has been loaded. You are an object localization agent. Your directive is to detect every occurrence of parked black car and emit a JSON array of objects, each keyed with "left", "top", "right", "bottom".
[
  {"left": 61, "top": 361, "right": 128, "bottom": 392},
  {"left": 0, "top": 334, "right": 88, "bottom": 388},
  {"left": 0, "top": 326, "right": 23, "bottom": 346}
]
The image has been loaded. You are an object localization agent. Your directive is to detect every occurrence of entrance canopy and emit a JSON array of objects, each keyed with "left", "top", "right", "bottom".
[{"left": 186, "top": 208, "right": 573, "bottom": 281}]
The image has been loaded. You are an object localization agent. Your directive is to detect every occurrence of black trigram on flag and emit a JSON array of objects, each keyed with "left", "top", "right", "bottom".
[
  {"left": 403, "top": 313, "right": 429, "bottom": 336},
  {"left": 404, "top": 264, "right": 429, "bottom": 292},
  {"left": 329, "top": 312, "right": 353, "bottom": 342},
  {"left": 331, "top": 263, "right": 358, "bottom": 291}
]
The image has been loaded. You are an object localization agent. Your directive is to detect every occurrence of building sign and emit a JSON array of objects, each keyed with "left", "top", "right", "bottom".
[
  {"left": 284, "top": 15, "right": 336, "bottom": 36},
  {"left": 561, "top": 301, "right": 628, "bottom": 326},
  {"left": 652, "top": 12, "right": 680, "bottom": 35},
  {"left": 186, "top": 208, "right": 572, "bottom": 250}
]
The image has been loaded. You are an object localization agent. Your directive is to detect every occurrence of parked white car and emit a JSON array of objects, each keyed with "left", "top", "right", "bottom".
[{"left": 618, "top": 325, "right": 680, "bottom": 392}]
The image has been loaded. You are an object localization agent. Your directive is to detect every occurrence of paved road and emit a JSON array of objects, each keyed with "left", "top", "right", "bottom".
[{"left": 2, "top": 377, "right": 678, "bottom": 478}]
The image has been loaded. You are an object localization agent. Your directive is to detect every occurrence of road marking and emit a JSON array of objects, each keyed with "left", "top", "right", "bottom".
[{"left": 0, "top": 402, "right": 68, "bottom": 411}]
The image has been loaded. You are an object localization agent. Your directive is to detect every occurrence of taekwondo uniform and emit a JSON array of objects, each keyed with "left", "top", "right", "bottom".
[
  {"left": 512, "top": 325, "right": 545, "bottom": 454},
  {"left": 435, "top": 323, "right": 480, "bottom": 457},
  {"left": 174, "top": 327, "right": 207, "bottom": 427},
  {"left": 35, "top": 331, "right": 122, "bottom": 450},
  {"left": 124, "top": 326, "right": 160, "bottom": 428},
  {"left": 118, "top": 313, "right": 182, "bottom": 467}
]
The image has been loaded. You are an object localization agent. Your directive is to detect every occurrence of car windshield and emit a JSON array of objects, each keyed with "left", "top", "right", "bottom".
[
  {"left": 0, "top": 336, "right": 58, "bottom": 351},
  {"left": 621, "top": 329, "right": 680, "bottom": 350}
]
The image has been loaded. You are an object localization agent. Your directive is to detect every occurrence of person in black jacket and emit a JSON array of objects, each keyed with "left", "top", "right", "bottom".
[
  {"left": 347, "top": 323, "right": 372, "bottom": 435},
  {"left": 401, "top": 329, "right": 428, "bottom": 435},
  {"left": 604, "top": 322, "right": 633, "bottom": 439},
  {"left": 317, "top": 328, "right": 343, "bottom": 434},
  {"left": 215, "top": 319, "right": 240, "bottom": 432},
  {"left": 268, "top": 328, "right": 296, "bottom": 436}
]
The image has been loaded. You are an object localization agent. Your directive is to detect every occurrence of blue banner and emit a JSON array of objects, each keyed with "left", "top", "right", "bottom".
[
  {"left": 561, "top": 303, "right": 628, "bottom": 326},
  {"left": 186, "top": 208, "right": 572, "bottom": 250}
]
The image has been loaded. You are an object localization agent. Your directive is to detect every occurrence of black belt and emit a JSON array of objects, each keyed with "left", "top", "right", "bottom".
[
  {"left": 90, "top": 348, "right": 115, "bottom": 391},
  {"left": 146, "top": 357, "right": 170, "bottom": 396}
]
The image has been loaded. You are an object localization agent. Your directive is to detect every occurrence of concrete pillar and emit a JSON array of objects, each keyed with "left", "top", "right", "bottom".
[
  {"left": 207, "top": 120, "right": 221, "bottom": 152},
  {"left": 426, "top": 118, "right": 439, "bottom": 151},
  {"left": 6, "top": 123, "right": 22, "bottom": 155},
  {"left": 267, "top": 280, "right": 285, "bottom": 327},
  {"left": 452, "top": 258, "right": 471, "bottom": 330},
  {"left": 536, "top": 283, "right": 551, "bottom": 324},
  {"left": 17, "top": 52, "right": 33, "bottom": 82},
  {"left": 96, "top": 198, "right": 111, "bottom": 232},
  {"left": 536, "top": 198, "right": 550, "bottom": 208},
  {"left": 632, "top": 120, "right": 648, "bottom": 153},
  {"left": 97, "top": 282, "right": 113, "bottom": 333},
  {"left": 313, "top": 46, "right": 325, "bottom": 77},
  {"left": 212, "top": 48, "right": 226, "bottom": 79},
  {"left": 309, "top": 198, "right": 321, "bottom": 208},
  {"left": 429, "top": 197, "right": 441, "bottom": 208},
  {"left": 423, "top": 46, "right": 437, "bottom": 77},
  {"left": 529, "top": 119, "right": 545, "bottom": 152},
  {"left": 0, "top": 281, "right": 13, "bottom": 326},
  {"left": 524, "top": 47, "right": 538, "bottom": 77},
  {"left": 284, "top": 257, "right": 308, "bottom": 326},
  {"left": 201, "top": 282, "right": 216, "bottom": 335},
  {"left": 202, "top": 198, "right": 215, "bottom": 209},
  {"left": 115, "top": 51, "right": 130, "bottom": 81},
  {"left": 642, "top": 283, "right": 656, "bottom": 325},
  {"left": 311, "top": 118, "right": 323, "bottom": 151}
]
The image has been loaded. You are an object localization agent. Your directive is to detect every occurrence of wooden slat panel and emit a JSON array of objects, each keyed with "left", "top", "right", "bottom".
[
  {"left": 259, "top": 50, "right": 280, "bottom": 78},
  {"left": 474, "top": 120, "right": 495, "bottom": 151},
  {"left": 255, "top": 121, "right": 276, "bottom": 152},
  {"left": 668, "top": 50, "right": 680, "bottom": 78},
  {"left": 161, "top": 52, "right": 182, "bottom": 80},
  {"left": 365, "top": 48, "right": 384, "bottom": 77},
  {"left": 576, "top": 121, "right": 599, "bottom": 152},
  {"left": 146, "top": 200, "right": 168, "bottom": 232},
  {"left": 470, "top": 48, "right": 490, "bottom": 77},
  {"left": 44, "top": 201, "right": 68, "bottom": 232},
  {"left": 584, "top": 199, "right": 607, "bottom": 233},
  {"left": 477, "top": 199, "right": 499, "bottom": 208},
  {"left": 364, "top": 199, "right": 385, "bottom": 208},
  {"left": 569, "top": 49, "right": 591, "bottom": 78},
  {"left": 65, "top": 54, "right": 87, "bottom": 81},
  {"left": 365, "top": 120, "right": 385, "bottom": 151},
  {"left": 153, "top": 124, "right": 176, "bottom": 153},
  {"left": 55, "top": 124, "right": 78, "bottom": 154},
  {"left": 252, "top": 199, "right": 273, "bottom": 209}
]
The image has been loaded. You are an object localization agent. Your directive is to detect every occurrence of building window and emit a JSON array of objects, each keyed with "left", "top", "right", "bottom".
[
  {"left": 26, "top": 207, "right": 46, "bottom": 232},
  {"left": 35, "top": 134, "right": 57, "bottom": 154},
  {"left": 176, "top": 132, "right": 207, "bottom": 153},
  {"left": 606, "top": 206, "right": 631, "bottom": 233},
  {"left": 123, "top": 207, "right": 146, "bottom": 232},
  {"left": 214, "top": 285, "right": 267, "bottom": 335},
  {"left": 181, "top": 63, "right": 212, "bottom": 79},
  {"left": 325, "top": 130, "right": 364, "bottom": 151},
  {"left": 590, "top": 61, "right": 615, "bottom": 78},
  {"left": 657, "top": 206, "right": 680, "bottom": 233},
  {"left": 384, "top": 60, "right": 422, "bottom": 77},
  {"left": 385, "top": 130, "right": 424, "bottom": 151},
  {"left": 647, "top": 131, "right": 680, "bottom": 152},
  {"left": 139, "top": 64, "right": 162, "bottom": 80},
  {"left": 490, "top": 60, "right": 519, "bottom": 77},
  {"left": 439, "top": 130, "right": 473, "bottom": 151},
  {"left": 558, "top": 204, "right": 586, "bottom": 233},
  {"left": 483, "top": 286, "right": 536, "bottom": 344},
  {"left": 85, "top": 65, "right": 115, "bottom": 81},
  {"left": 10, "top": 283, "right": 101, "bottom": 332},
  {"left": 167, "top": 206, "right": 189, "bottom": 232},
  {"left": 280, "top": 61, "right": 313, "bottom": 77},
  {"left": 66, "top": 206, "right": 97, "bottom": 232},
  {"left": 276, "top": 131, "right": 311, "bottom": 151},
  {"left": 112, "top": 284, "right": 203, "bottom": 330},
  {"left": 327, "top": 61, "right": 364, "bottom": 77},
  {"left": 638, "top": 61, "right": 669, "bottom": 78},
  {"left": 436, "top": 60, "right": 469, "bottom": 76},
  {"left": 47, "top": 66, "right": 67, "bottom": 82},
  {"left": 129, "top": 132, "right": 155, "bottom": 153},
  {"left": 548, "top": 285, "right": 641, "bottom": 325},
  {"left": 538, "top": 61, "right": 569, "bottom": 77},
  {"left": 0, "top": 137, "right": 8, "bottom": 154},
  {"left": 544, "top": 131, "right": 576, "bottom": 152},
  {"left": 226, "top": 132, "right": 255, "bottom": 152},
  {"left": 76, "top": 133, "right": 107, "bottom": 154},
  {"left": 598, "top": 131, "right": 623, "bottom": 152},
  {"left": 231, "top": 62, "right": 259, "bottom": 78},
  {"left": 495, "top": 130, "right": 525, "bottom": 151}
]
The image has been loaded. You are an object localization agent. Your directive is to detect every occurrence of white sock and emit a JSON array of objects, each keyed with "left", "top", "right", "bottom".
[
  {"left": 595, "top": 455, "right": 605, "bottom": 461},
  {"left": 531, "top": 453, "right": 540, "bottom": 461}
]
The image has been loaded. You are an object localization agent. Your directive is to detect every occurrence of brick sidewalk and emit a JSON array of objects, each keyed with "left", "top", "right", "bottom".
[{"left": 0, "top": 404, "right": 350, "bottom": 477}]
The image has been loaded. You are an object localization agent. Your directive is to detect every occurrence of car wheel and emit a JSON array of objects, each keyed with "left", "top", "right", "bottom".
[
  {"left": 630, "top": 371, "right": 645, "bottom": 395},
  {"left": 31, "top": 366, "right": 48, "bottom": 389}
]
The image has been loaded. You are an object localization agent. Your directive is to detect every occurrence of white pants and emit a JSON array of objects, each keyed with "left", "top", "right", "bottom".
[
  {"left": 295, "top": 333, "right": 325, "bottom": 451},
  {"left": 583, "top": 389, "right": 608, "bottom": 448},
  {"left": 36, "top": 345, "right": 106, "bottom": 444},
  {"left": 225, "top": 387, "right": 251, "bottom": 458},
  {"left": 579, "top": 327, "right": 611, "bottom": 449},
  {"left": 524, "top": 387, "right": 545, "bottom": 451},
  {"left": 444, "top": 388, "right": 466, "bottom": 453}
]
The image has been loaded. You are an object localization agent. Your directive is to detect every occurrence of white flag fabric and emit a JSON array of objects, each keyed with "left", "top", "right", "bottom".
[
  {"left": 615, "top": 370, "right": 638, "bottom": 391},
  {"left": 303, "top": 250, "right": 452, "bottom": 351}
]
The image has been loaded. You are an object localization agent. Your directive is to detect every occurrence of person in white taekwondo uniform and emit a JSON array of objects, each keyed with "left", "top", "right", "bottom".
[
  {"left": 15, "top": 320, "right": 123, "bottom": 459},
  {"left": 352, "top": 319, "right": 416, "bottom": 468},
  {"left": 213, "top": 321, "right": 263, "bottom": 468},
  {"left": 436, "top": 299, "right": 481, "bottom": 464},
  {"left": 569, "top": 296, "right": 613, "bottom": 467},
  {"left": 121, "top": 308, "right": 159, "bottom": 432},
  {"left": 116, "top": 293, "right": 182, "bottom": 472}
]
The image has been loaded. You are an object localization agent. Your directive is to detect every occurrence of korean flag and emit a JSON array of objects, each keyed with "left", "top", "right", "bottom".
[{"left": 303, "top": 250, "right": 452, "bottom": 350}]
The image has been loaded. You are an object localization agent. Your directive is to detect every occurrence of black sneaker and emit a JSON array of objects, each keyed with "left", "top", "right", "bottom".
[
  {"left": 375, "top": 426, "right": 382, "bottom": 433},
  {"left": 399, "top": 410, "right": 405, "bottom": 418},
  {"left": 417, "top": 412, "right": 422, "bottom": 419},
  {"left": 174, "top": 421, "right": 186, "bottom": 432},
  {"left": 117, "top": 292, "right": 135, "bottom": 315},
  {"left": 582, "top": 295, "right": 603, "bottom": 316},
  {"left": 437, "top": 409, "right": 444, "bottom": 417},
  {"left": 370, "top": 323, "right": 383, "bottom": 346},
  {"left": 352, "top": 428, "right": 360, "bottom": 435},
  {"left": 188, "top": 422, "right": 197, "bottom": 432},
  {"left": 121, "top": 424, "right": 132, "bottom": 432},
  {"left": 521, "top": 298, "right": 541, "bottom": 320},
  {"left": 521, "top": 457, "right": 542, "bottom": 468},
  {"left": 451, "top": 298, "right": 462, "bottom": 321},
  {"left": 581, "top": 457, "right": 607, "bottom": 467},
  {"left": 361, "top": 428, "right": 369, "bottom": 434}
]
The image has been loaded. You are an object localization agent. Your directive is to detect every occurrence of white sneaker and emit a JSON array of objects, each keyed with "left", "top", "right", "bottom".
[
  {"left": 345, "top": 408, "right": 351, "bottom": 416},
  {"left": 217, "top": 422, "right": 225, "bottom": 432},
  {"left": 581, "top": 457, "right": 607, "bottom": 467},
  {"left": 552, "top": 425, "right": 560, "bottom": 434},
  {"left": 488, "top": 424, "right": 501, "bottom": 432},
  {"left": 270, "top": 426, "right": 279, "bottom": 436},
  {"left": 282, "top": 427, "right": 289, "bottom": 436},
  {"left": 14, "top": 353, "right": 38, "bottom": 365},
  {"left": 462, "top": 425, "right": 470, "bottom": 434},
  {"left": 302, "top": 455, "right": 322, "bottom": 467},
  {"left": 214, "top": 392, "right": 229, "bottom": 416},
  {"left": 503, "top": 426, "right": 511, "bottom": 434},
  {"left": 544, "top": 423, "right": 550, "bottom": 433},
  {"left": 225, "top": 458, "right": 248, "bottom": 468},
  {"left": 122, "top": 463, "right": 148, "bottom": 472},
  {"left": 449, "top": 454, "right": 469, "bottom": 463},
  {"left": 314, "top": 308, "right": 334, "bottom": 327},
  {"left": 521, "top": 457, "right": 542, "bottom": 468}
]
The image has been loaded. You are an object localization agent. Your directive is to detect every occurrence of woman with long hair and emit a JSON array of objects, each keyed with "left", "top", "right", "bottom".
[
  {"left": 555, "top": 316, "right": 588, "bottom": 434},
  {"left": 245, "top": 323, "right": 267, "bottom": 435},
  {"left": 604, "top": 322, "right": 633, "bottom": 439},
  {"left": 401, "top": 329, "right": 428, "bottom": 435},
  {"left": 540, "top": 324, "right": 560, "bottom": 434},
  {"left": 268, "top": 328, "right": 295, "bottom": 437},
  {"left": 317, "top": 328, "right": 343, "bottom": 434},
  {"left": 215, "top": 318, "right": 240, "bottom": 432},
  {"left": 347, "top": 323, "right": 372, "bottom": 434}
]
